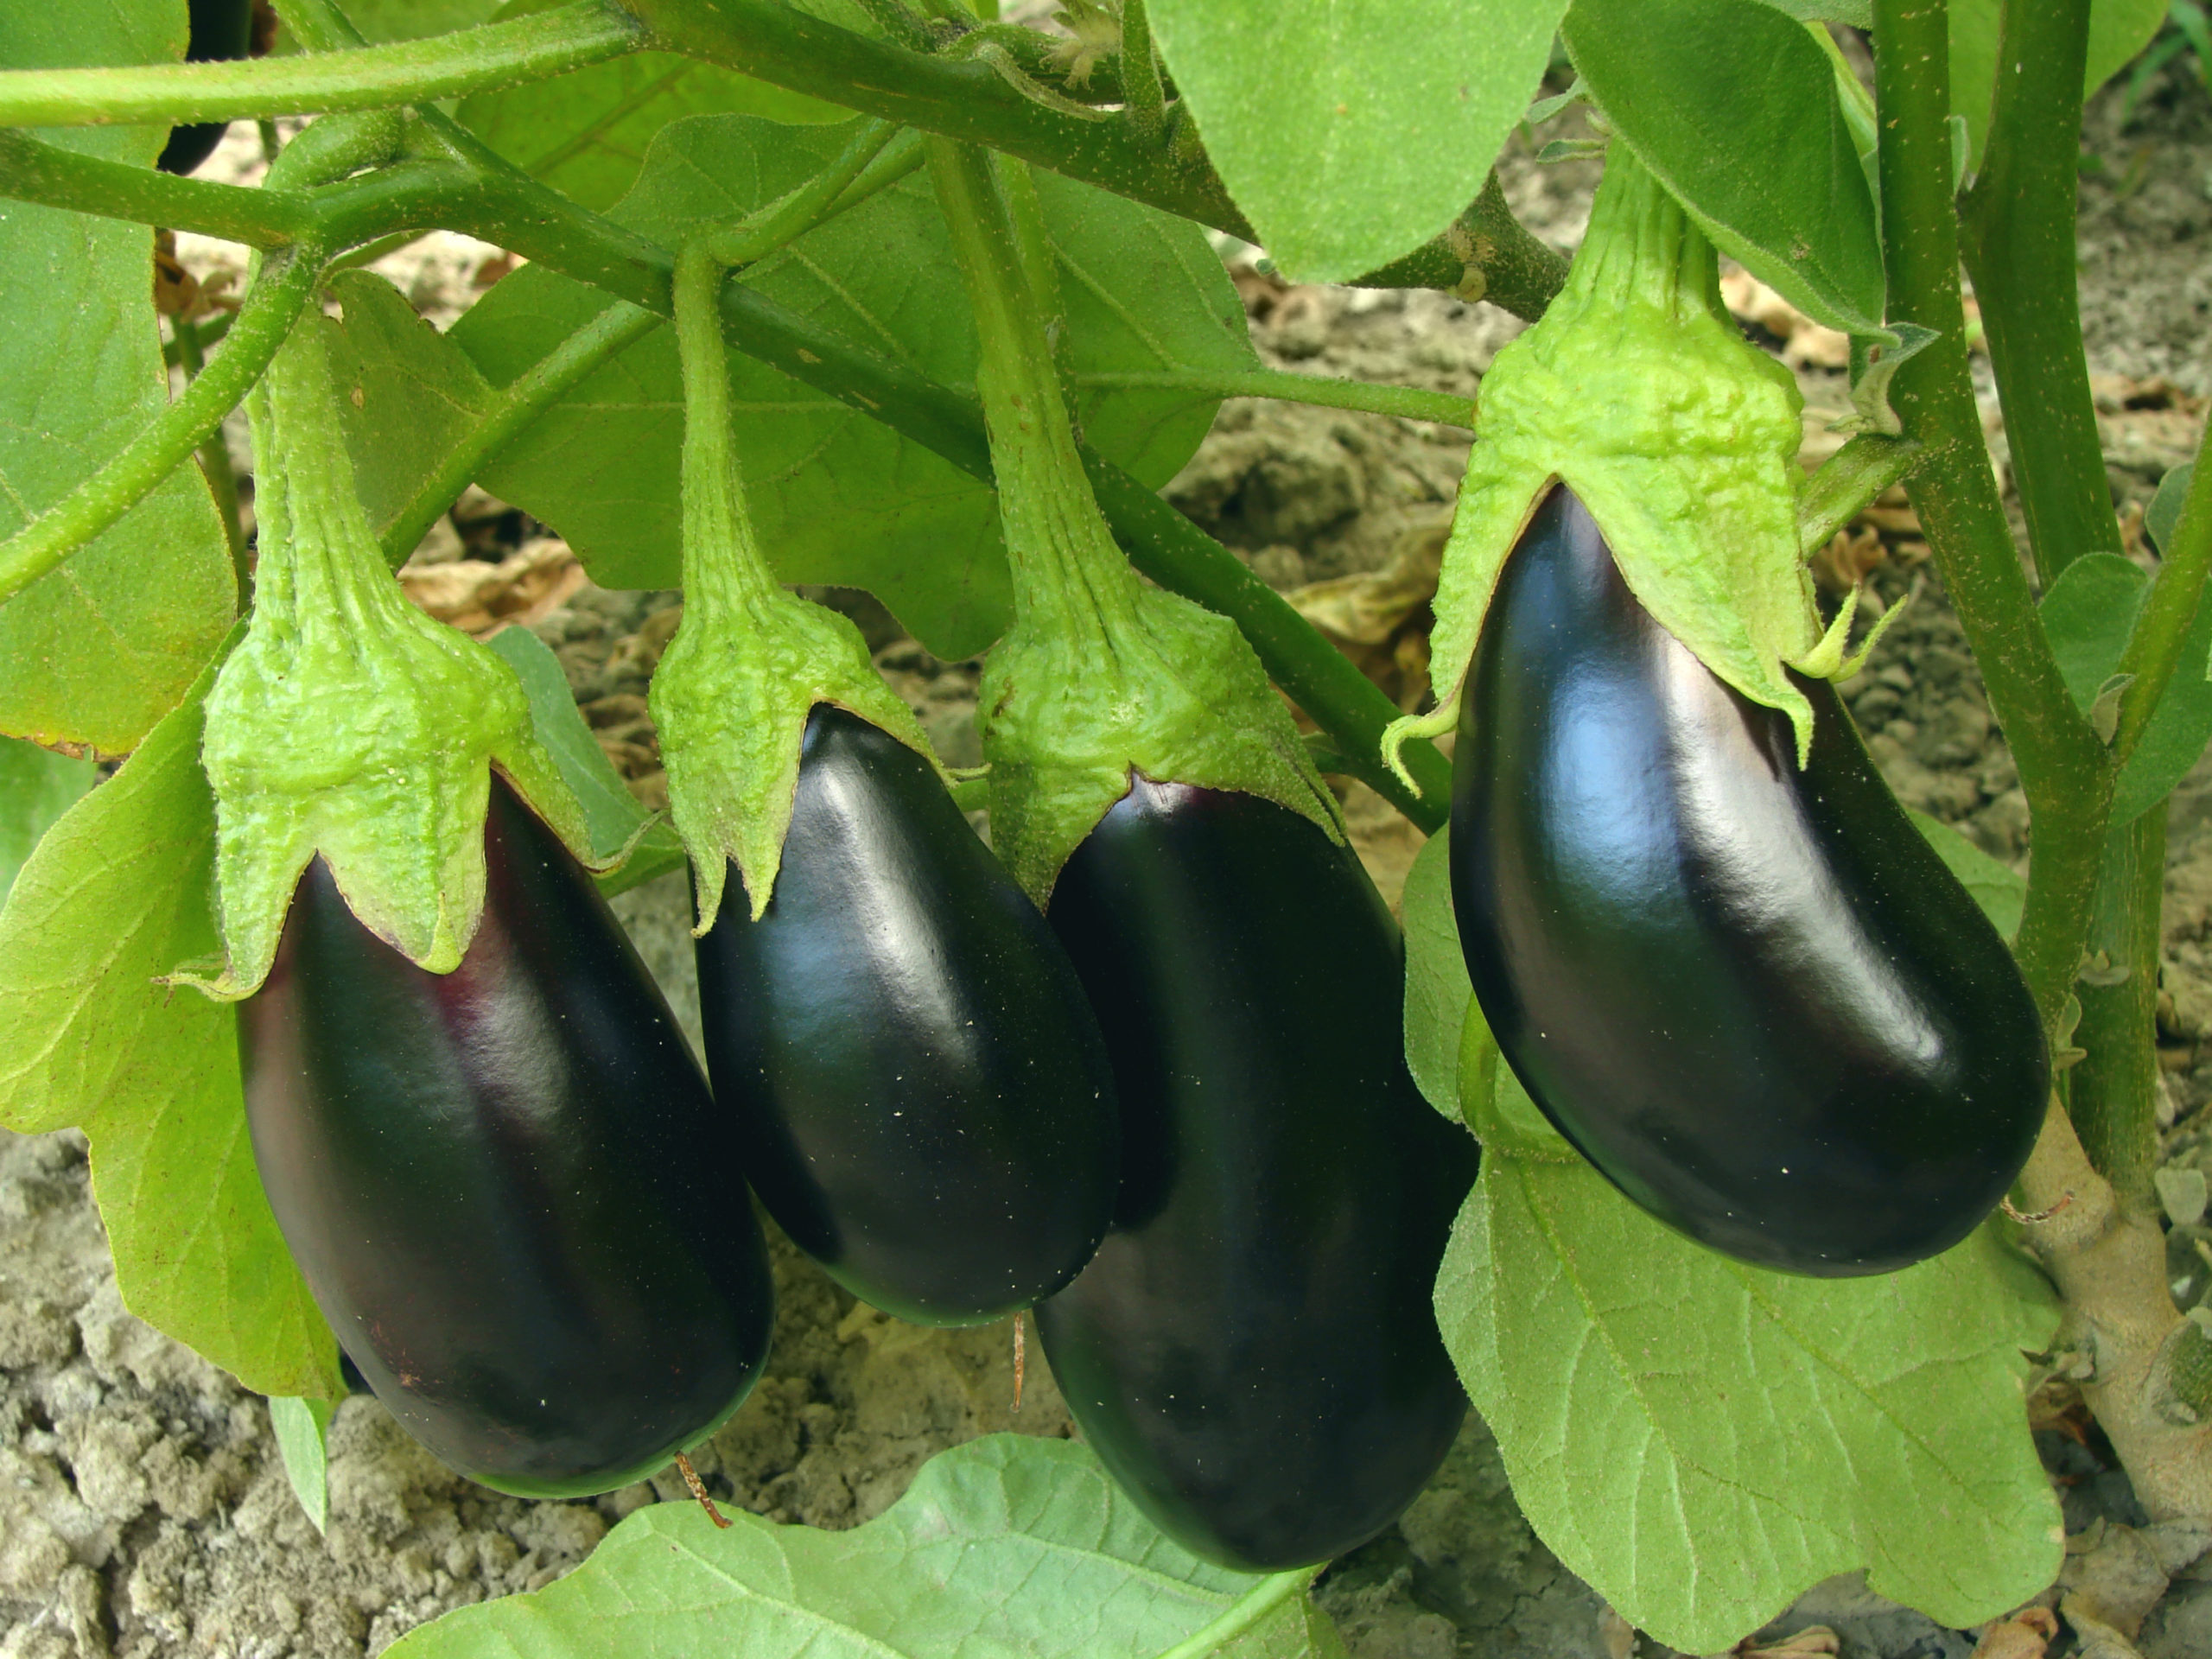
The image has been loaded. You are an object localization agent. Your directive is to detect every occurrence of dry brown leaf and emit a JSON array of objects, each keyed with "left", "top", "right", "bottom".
[
  {"left": 1970, "top": 1605, "right": 2059, "bottom": 1659},
  {"left": 1285, "top": 511, "right": 1451, "bottom": 711},
  {"left": 1719, "top": 270, "right": 1851, "bottom": 370},
  {"left": 400, "top": 538, "right": 585, "bottom": 636},
  {"left": 1736, "top": 1625, "right": 1838, "bottom": 1658}
]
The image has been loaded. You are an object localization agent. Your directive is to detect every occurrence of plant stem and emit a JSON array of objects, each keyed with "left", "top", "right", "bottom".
[
  {"left": 378, "top": 300, "right": 662, "bottom": 566},
  {"left": 705, "top": 118, "right": 899, "bottom": 267},
  {"left": 2114, "top": 430, "right": 2212, "bottom": 766},
  {"left": 1118, "top": 0, "right": 1167, "bottom": 147},
  {"left": 0, "top": 242, "right": 321, "bottom": 609},
  {"left": 0, "top": 105, "right": 1452, "bottom": 824},
  {"left": 173, "top": 316, "right": 250, "bottom": 591},
  {"left": 2070, "top": 807, "right": 2168, "bottom": 1206},
  {"left": 1075, "top": 369, "right": 1475, "bottom": 429},
  {"left": 1154, "top": 1568, "right": 1319, "bottom": 1659},
  {"left": 928, "top": 137, "right": 1138, "bottom": 648},
  {"left": 1871, "top": 0, "right": 2111, "bottom": 1029},
  {"left": 671, "top": 241, "right": 779, "bottom": 613},
  {"left": 620, "top": 0, "right": 1567, "bottom": 308},
  {"left": 0, "top": 1, "right": 644, "bottom": 128},
  {"left": 1959, "top": 0, "right": 2116, "bottom": 586},
  {"left": 0, "top": 130, "right": 315, "bottom": 248}
]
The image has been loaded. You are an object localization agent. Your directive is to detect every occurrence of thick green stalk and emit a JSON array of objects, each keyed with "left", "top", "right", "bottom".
[
  {"left": 1153, "top": 1569, "right": 1319, "bottom": 1659},
  {"left": 1118, "top": 0, "right": 1168, "bottom": 147},
  {"left": 0, "top": 243, "right": 321, "bottom": 608},
  {"left": 2070, "top": 807, "right": 2167, "bottom": 1205},
  {"left": 0, "top": 1, "right": 644, "bottom": 128},
  {"left": 1960, "top": 0, "right": 2116, "bottom": 585},
  {"left": 671, "top": 241, "right": 778, "bottom": 616},
  {"left": 705, "top": 118, "right": 899, "bottom": 266},
  {"left": 1871, "top": 0, "right": 2111, "bottom": 1028},
  {"left": 0, "top": 129, "right": 314, "bottom": 247}
]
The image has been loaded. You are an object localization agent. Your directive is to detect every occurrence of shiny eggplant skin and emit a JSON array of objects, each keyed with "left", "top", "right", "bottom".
[
  {"left": 238, "top": 778, "right": 774, "bottom": 1499},
  {"left": 696, "top": 705, "right": 1118, "bottom": 1326},
  {"left": 157, "top": 0, "right": 252, "bottom": 175},
  {"left": 1452, "top": 486, "right": 2047, "bottom": 1275},
  {"left": 1035, "top": 780, "right": 1478, "bottom": 1572}
]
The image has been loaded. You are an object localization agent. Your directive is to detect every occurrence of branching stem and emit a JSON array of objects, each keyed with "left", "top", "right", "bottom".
[{"left": 1076, "top": 369, "right": 1474, "bottom": 429}]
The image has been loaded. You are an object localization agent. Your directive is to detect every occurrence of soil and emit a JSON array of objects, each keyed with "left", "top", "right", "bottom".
[{"left": 9, "top": 48, "right": 2212, "bottom": 1659}]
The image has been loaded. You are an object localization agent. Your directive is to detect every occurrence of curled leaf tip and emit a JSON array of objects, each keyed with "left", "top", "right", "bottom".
[{"left": 1381, "top": 707, "right": 1454, "bottom": 797}]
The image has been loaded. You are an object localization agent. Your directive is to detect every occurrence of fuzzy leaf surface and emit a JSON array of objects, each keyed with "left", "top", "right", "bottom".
[
  {"left": 2039, "top": 550, "right": 2212, "bottom": 824},
  {"left": 458, "top": 0, "right": 843, "bottom": 213},
  {"left": 451, "top": 113, "right": 1252, "bottom": 659},
  {"left": 1439, "top": 1052, "right": 2062, "bottom": 1653},
  {"left": 1146, "top": 0, "right": 1565, "bottom": 283},
  {"left": 0, "top": 647, "right": 340, "bottom": 1400},
  {"left": 0, "top": 736, "right": 96, "bottom": 902},
  {"left": 388, "top": 1434, "right": 1343, "bottom": 1657},
  {"left": 0, "top": 5, "right": 236, "bottom": 754},
  {"left": 1562, "top": 0, "right": 1886, "bottom": 336},
  {"left": 1401, "top": 827, "right": 1467, "bottom": 1121}
]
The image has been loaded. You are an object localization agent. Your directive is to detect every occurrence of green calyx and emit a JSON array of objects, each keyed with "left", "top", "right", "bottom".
[
  {"left": 928, "top": 137, "right": 1338, "bottom": 904},
  {"left": 189, "top": 312, "right": 592, "bottom": 999},
  {"left": 1387, "top": 145, "right": 1827, "bottom": 784},
  {"left": 652, "top": 240, "right": 944, "bottom": 934}
]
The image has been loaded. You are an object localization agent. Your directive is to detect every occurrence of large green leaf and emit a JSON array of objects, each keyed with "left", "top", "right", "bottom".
[
  {"left": 0, "top": 643, "right": 340, "bottom": 1400},
  {"left": 1438, "top": 1060, "right": 2062, "bottom": 1653},
  {"left": 1146, "top": 0, "right": 1564, "bottom": 284},
  {"left": 452, "top": 113, "right": 1253, "bottom": 658},
  {"left": 1949, "top": 0, "right": 2168, "bottom": 168},
  {"left": 0, "top": 5, "right": 237, "bottom": 755},
  {"left": 1401, "top": 828, "right": 1468, "bottom": 1121},
  {"left": 1563, "top": 0, "right": 1886, "bottom": 337},
  {"left": 390, "top": 1435, "right": 1344, "bottom": 1658},
  {"left": 1908, "top": 810, "right": 2026, "bottom": 940},
  {"left": 0, "top": 736, "right": 96, "bottom": 903},
  {"left": 2038, "top": 550, "right": 2212, "bottom": 824},
  {"left": 458, "top": 0, "right": 845, "bottom": 213}
]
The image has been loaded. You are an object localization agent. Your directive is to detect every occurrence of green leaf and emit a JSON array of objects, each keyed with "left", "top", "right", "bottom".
[
  {"left": 0, "top": 736, "right": 96, "bottom": 903},
  {"left": 315, "top": 0, "right": 500, "bottom": 42},
  {"left": 1437, "top": 1066, "right": 2063, "bottom": 1653},
  {"left": 2037, "top": 550, "right": 2212, "bottom": 824},
  {"left": 324, "top": 270, "right": 498, "bottom": 565},
  {"left": 2149, "top": 461, "right": 2195, "bottom": 556},
  {"left": 268, "top": 1396, "right": 334, "bottom": 1535},
  {"left": 1948, "top": 0, "right": 2168, "bottom": 169},
  {"left": 1562, "top": 0, "right": 1887, "bottom": 337},
  {"left": 1402, "top": 827, "right": 1470, "bottom": 1121},
  {"left": 386, "top": 1434, "right": 1343, "bottom": 1658},
  {"left": 1907, "top": 809, "right": 2025, "bottom": 941},
  {"left": 484, "top": 625, "right": 682, "bottom": 868},
  {"left": 0, "top": 639, "right": 341, "bottom": 1400},
  {"left": 1754, "top": 0, "right": 1872, "bottom": 23},
  {"left": 0, "top": 6, "right": 237, "bottom": 755},
  {"left": 458, "top": 0, "right": 845, "bottom": 214},
  {"left": 453, "top": 112, "right": 1252, "bottom": 659},
  {"left": 1145, "top": 0, "right": 1566, "bottom": 283}
]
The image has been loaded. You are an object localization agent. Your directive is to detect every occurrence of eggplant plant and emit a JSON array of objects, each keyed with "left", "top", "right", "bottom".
[{"left": 0, "top": 0, "right": 2206, "bottom": 1653}]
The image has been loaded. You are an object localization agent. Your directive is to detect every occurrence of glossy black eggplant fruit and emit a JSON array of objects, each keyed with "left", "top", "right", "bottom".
[
  {"left": 1035, "top": 780, "right": 1477, "bottom": 1572},
  {"left": 1452, "top": 486, "right": 2047, "bottom": 1275},
  {"left": 157, "top": 0, "right": 253, "bottom": 176},
  {"left": 239, "top": 777, "right": 774, "bottom": 1498},
  {"left": 696, "top": 705, "right": 1118, "bottom": 1326}
]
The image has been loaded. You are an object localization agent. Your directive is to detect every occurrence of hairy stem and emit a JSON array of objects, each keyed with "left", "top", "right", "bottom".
[
  {"left": 1960, "top": 0, "right": 2115, "bottom": 586},
  {"left": 0, "top": 243, "right": 321, "bottom": 608},
  {"left": 174, "top": 316, "right": 250, "bottom": 591},
  {"left": 1871, "top": 0, "right": 2111, "bottom": 1030},
  {"left": 378, "top": 300, "right": 662, "bottom": 566},
  {"left": 1075, "top": 368, "right": 1474, "bottom": 429},
  {"left": 1118, "top": 0, "right": 1168, "bottom": 147},
  {"left": 2069, "top": 807, "right": 2167, "bottom": 1207},
  {"left": 0, "top": 1, "right": 644, "bottom": 128}
]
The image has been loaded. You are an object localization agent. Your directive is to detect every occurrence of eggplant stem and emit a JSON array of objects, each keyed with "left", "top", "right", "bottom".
[{"left": 672, "top": 1451, "right": 732, "bottom": 1529}]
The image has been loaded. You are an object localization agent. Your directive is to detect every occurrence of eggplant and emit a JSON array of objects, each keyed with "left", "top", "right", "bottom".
[
  {"left": 1035, "top": 780, "right": 1477, "bottom": 1572},
  {"left": 1451, "top": 485, "right": 2047, "bottom": 1276},
  {"left": 696, "top": 705, "right": 1118, "bottom": 1326},
  {"left": 156, "top": 0, "right": 253, "bottom": 176},
  {"left": 239, "top": 777, "right": 773, "bottom": 1498}
]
